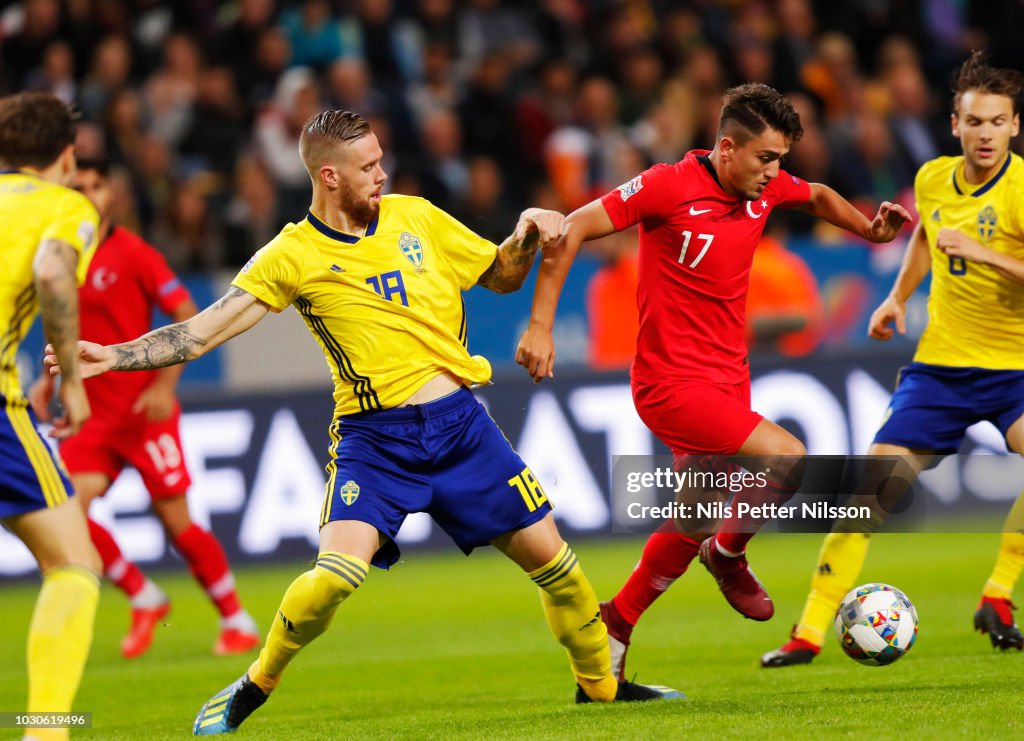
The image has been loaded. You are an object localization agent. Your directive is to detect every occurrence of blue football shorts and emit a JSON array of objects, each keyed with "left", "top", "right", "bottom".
[
  {"left": 320, "top": 387, "right": 553, "bottom": 569},
  {"left": 0, "top": 401, "right": 73, "bottom": 519},
  {"left": 874, "top": 362, "right": 1024, "bottom": 454}
]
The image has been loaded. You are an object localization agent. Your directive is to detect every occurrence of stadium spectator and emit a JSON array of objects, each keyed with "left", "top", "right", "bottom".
[
  {"left": 405, "top": 40, "right": 461, "bottom": 130},
  {"left": 24, "top": 39, "right": 76, "bottom": 104},
  {"left": 451, "top": 154, "right": 517, "bottom": 244},
  {"left": 546, "top": 76, "right": 630, "bottom": 211},
  {"left": 143, "top": 32, "right": 201, "bottom": 147},
  {"left": 236, "top": 26, "right": 293, "bottom": 107},
  {"left": 772, "top": 0, "right": 817, "bottom": 95},
  {"left": 884, "top": 64, "right": 942, "bottom": 171},
  {"left": 412, "top": 108, "right": 469, "bottom": 211},
  {"left": 211, "top": 0, "right": 279, "bottom": 75},
  {"left": 223, "top": 156, "right": 282, "bottom": 266},
  {"left": 180, "top": 65, "right": 247, "bottom": 179},
  {"left": 280, "top": 0, "right": 358, "bottom": 70},
  {"left": 325, "top": 57, "right": 389, "bottom": 118},
  {"left": 514, "top": 56, "right": 576, "bottom": 170},
  {"left": 78, "top": 34, "right": 134, "bottom": 122},
  {"left": 746, "top": 226, "right": 825, "bottom": 357},
  {"left": 1, "top": 0, "right": 62, "bottom": 90},
  {"left": 829, "top": 112, "right": 914, "bottom": 212},
  {"left": 254, "top": 66, "right": 320, "bottom": 214},
  {"left": 352, "top": 0, "right": 419, "bottom": 90},
  {"left": 150, "top": 178, "right": 224, "bottom": 273},
  {"left": 457, "top": 52, "right": 520, "bottom": 173},
  {"left": 584, "top": 229, "right": 640, "bottom": 370}
]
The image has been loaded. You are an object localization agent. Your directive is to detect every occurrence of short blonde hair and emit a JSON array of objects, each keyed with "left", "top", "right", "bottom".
[{"left": 299, "top": 110, "right": 370, "bottom": 172}]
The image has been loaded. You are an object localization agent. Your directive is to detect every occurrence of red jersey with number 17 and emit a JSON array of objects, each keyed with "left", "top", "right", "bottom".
[
  {"left": 79, "top": 226, "right": 192, "bottom": 419},
  {"left": 600, "top": 150, "right": 811, "bottom": 386}
]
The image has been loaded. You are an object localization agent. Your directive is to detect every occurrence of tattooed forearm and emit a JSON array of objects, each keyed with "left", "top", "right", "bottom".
[
  {"left": 34, "top": 239, "right": 82, "bottom": 382},
  {"left": 477, "top": 229, "right": 540, "bottom": 294},
  {"left": 110, "top": 323, "right": 209, "bottom": 371},
  {"left": 208, "top": 285, "right": 248, "bottom": 311}
]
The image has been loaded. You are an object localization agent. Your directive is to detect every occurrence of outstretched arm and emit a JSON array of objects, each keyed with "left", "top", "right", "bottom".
[
  {"left": 516, "top": 200, "right": 618, "bottom": 382},
  {"left": 46, "top": 286, "right": 270, "bottom": 378},
  {"left": 799, "top": 183, "right": 912, "bottom": 243},
  {"left": 133, "top": 297, "right": 201, "bottom": 420},
  {"left": 868, "top": 221, "right": 930, "bottom": 340},
  {"left": 477, "top": 208, "right": 565, "bottom": 294}
]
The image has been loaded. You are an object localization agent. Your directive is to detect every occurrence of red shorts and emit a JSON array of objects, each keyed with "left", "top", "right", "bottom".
[
  {"left": 59, "top": 406, "right": 192, "bottom": 499},
  {"left": 632, "top": 378, "right": 763, "bottom": 456}
]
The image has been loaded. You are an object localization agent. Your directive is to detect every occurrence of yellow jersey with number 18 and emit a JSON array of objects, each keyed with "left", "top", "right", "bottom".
[
  {"left": 0, "top": 172, "right": 99, "bottom": 404},
  {"left": 233, "top": 194, "right": 499, "bottom": 416},
  {"left": 914, "top": 153, "right": 1024, "bottom": 369}
]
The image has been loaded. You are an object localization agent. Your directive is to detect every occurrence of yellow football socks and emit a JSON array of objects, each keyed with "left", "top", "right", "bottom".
[
  {"left": 529, "top": 543, "right": 617, "bottom": 702},
  {"left": 25, "top": 565, "right": 100, "bottom": 741},
  {"left": 248, "top": 553, "right": 367, "bottom": 694},
  {"left": 794, "top": 532, "right": 871, "bottom": 646},
  {"left": 982, "top": 492, "right": 1024, "bottom": 601}
]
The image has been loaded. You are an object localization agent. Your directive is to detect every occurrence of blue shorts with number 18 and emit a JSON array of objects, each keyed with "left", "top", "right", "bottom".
[{"left": 320, "top": 387, "right": 552, "bottom": 569}]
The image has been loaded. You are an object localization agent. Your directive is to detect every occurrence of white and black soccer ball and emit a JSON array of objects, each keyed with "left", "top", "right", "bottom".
[{"left": 834, "top": 583, "right": 918, "bottom": 666}]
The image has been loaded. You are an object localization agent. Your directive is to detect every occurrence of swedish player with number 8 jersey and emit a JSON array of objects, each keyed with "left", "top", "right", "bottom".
[
  {"left": 763, "top": 52, "right": 1024, "bottom": 668},
  {"left": 44, "top": 109, "right": 682, "bottom": 735},
  {"left": 517, "top": 83, "right": 911, "bottom": 682}
]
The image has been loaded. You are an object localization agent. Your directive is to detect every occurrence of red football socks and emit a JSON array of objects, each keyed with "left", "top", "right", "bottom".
[
  {"left": 88, "top": 517, "right": 145, "bottom": 597},
  {"left": 612, "top": 520, "right": 702, "bottom": 626},
  {"left": 174, "top": 524, "right": 242, "bottom": 617}
]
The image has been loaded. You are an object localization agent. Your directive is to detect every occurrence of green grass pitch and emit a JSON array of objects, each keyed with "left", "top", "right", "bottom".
[{"left": 1, "top": 532, "right": 1021, "bottom": 739}]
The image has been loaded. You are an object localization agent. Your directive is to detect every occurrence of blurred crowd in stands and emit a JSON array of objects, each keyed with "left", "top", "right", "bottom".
[{"left": 2, "top": 0, "right": 1021, "bottom": 362}]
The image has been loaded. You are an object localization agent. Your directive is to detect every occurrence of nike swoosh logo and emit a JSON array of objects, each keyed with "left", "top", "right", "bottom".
[{"left": 689, "top": 206, "right": 712, "bottom": 215}]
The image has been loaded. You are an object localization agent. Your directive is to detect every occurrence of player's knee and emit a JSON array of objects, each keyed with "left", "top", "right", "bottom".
[
  {"left": 310, "top": 553, "right": 369, "bottom": 606},
  {"left": 154, "top": 499, "right": 192, "bottom": 539},
  {"left": 41, "top": 541, "right": 102, "bottom": 576},
  {"left": 777, "top": 437, "right": 807, "bottom": 460}
]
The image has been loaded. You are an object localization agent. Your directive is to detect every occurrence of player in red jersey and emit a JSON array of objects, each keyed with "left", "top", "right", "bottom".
[
  {"left": 517, "top": 84, "right": 911, "bottom": 679},
  {"left": 29, "top": 158, "right": 260, "bottom": 659}
]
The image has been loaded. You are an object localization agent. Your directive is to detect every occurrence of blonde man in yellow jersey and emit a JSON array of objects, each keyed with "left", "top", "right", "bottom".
[
  {"left": 763, "top": 51, "right": 1024, "bottom": 667},
  {"left": 46, "top": 109, "right": 682, "bottom": 735},
  {"left": 0, "top": 92, "right": 102, "bottom": 740}
]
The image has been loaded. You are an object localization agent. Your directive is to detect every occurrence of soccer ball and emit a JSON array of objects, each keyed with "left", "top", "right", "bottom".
[{"left": 834, "top": 583, "right": 918, "bottom": 666}]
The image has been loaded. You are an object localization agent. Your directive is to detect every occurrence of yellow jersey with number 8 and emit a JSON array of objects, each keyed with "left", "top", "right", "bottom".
[{"left": 913, "top": 153, "right": 1024, "bottom": 369}]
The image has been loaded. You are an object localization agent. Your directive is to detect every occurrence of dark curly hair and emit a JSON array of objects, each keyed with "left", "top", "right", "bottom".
[
  {"left": 717, "top": 83, "right": 804, "bottom": 144},
  {"left": 0, "top": 92, "right": 78, "bottom": 169}
]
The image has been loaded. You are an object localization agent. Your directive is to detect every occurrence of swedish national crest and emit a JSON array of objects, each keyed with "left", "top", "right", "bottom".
[
  {"left": 399, "top": 231, "right": 425, "bottom": 272},
  {"left": 977, "top": 206, "right": 997, "bottom": 242},
  {"left": 340, "top": 480, "right": 360, "bottom": 506}
]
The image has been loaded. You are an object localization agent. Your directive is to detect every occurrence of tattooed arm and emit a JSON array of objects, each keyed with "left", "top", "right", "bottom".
[
  {"left": 476, "top": 208, "right": 565, "bottom": 294},
  {"left": 34, "top": 239, "right": 89, "bottom": 437},
  {"left": 34, "top": 239, "right": 83, "bottom": 383},
  {"left": 45, "top": 286, "right": 271, "bottom": 379}
]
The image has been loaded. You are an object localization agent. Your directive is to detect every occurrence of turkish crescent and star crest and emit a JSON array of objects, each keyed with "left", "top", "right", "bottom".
[
  {"left": 399, "top": 231, "right": 426, "bottom": 272},
  {"left": 746, "top": 199, "right": 768, "bottom": 219}
]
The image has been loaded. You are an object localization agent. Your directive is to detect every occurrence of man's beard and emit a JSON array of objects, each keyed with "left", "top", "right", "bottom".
[{"left": 339, "top": 182, "right": 379, "bottom": 225}]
